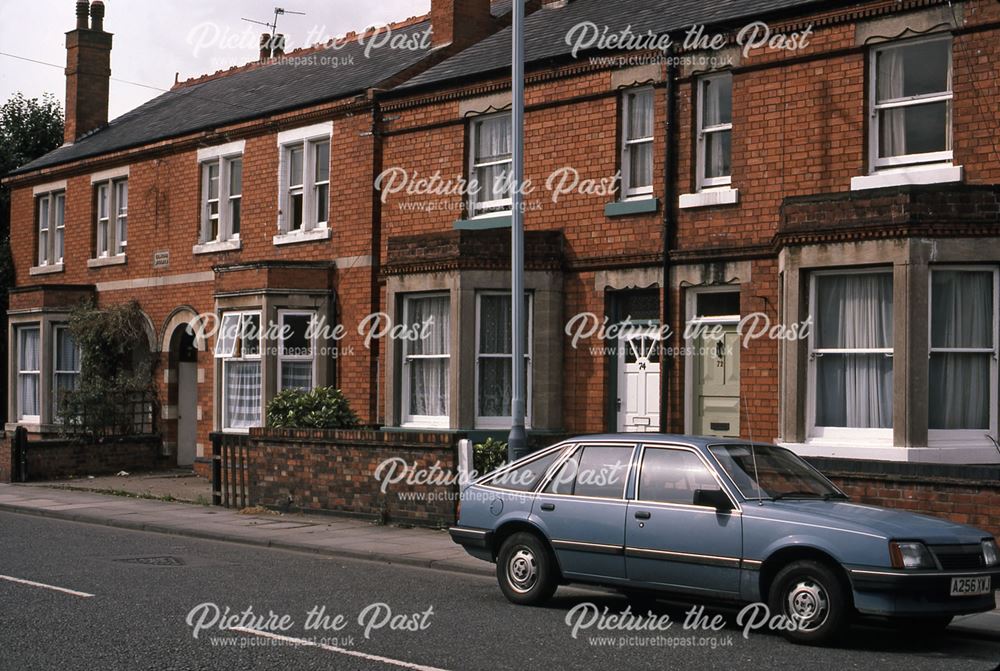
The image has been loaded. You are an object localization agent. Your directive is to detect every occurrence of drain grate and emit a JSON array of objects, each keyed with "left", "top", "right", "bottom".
[{"left": 114, "top": 556, "right": 186, "bottom": 567}]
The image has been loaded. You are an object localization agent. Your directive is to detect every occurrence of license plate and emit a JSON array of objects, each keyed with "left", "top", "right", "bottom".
[{"left": 950, "top": 576, "right": 991, "bottom": 597}]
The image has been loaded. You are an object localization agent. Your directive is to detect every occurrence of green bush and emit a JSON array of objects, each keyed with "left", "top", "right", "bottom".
[
  {"left": 266, "top": 387, "right": 360, "bottom": 430},
  {"left": 474, "top": 437, "right": 508, "bottom": 476}
]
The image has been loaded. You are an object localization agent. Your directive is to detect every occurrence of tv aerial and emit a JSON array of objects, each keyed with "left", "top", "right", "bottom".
[{"left": 241, "top": 7, "right": 306, "bottom": 36}]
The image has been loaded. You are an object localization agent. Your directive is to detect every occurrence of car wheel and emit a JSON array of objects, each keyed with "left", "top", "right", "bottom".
[
  {"left": 496, "top": 532, "right": 558, "bottom": 606},
  {"left": 768, "top": 560, "right": 850, "bottom": 645},
  {"left": 891, "top": 615, "right": 953, "bottom": 634}
]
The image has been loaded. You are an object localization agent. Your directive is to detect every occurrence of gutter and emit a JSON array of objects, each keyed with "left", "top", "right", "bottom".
[{"left": 659, "top": 44, "right": 678, "bottom": 433}]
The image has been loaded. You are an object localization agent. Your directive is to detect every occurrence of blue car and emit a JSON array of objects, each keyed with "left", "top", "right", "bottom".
[{"left": 450, "top": 435, "right": 1000, "bottom": 644}]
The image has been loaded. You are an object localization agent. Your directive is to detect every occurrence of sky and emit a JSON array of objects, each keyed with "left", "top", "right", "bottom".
[{"left": 0, "top": 0, "right": 430, "bottom": 119}]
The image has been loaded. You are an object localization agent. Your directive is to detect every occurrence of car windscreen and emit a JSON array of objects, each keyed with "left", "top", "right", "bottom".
[{"left": 708, "top": 444, "right": 846, "bottom": 501}]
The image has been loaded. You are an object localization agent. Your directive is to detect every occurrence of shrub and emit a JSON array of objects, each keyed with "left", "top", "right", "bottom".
[
  {"left": 61, "top": 301, "right": 157, "bottom": 438},
  {"left": 474, "top": 437, "right": 508, "bottom": 476},
  {"left": 266, "top": 387, "right": 360, "bottom": 430}
]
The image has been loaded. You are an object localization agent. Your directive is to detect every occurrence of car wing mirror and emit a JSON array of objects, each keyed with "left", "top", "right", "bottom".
[{"left": 693, "top": 488, "right": 734, "bottom": 512}]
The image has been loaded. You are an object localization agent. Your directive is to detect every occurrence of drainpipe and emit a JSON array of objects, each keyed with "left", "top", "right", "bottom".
[
  {"left": 369, "top": 94, "right": 384, "bottom": 427},
  {"left": 660, "top": 44, "right": 678, "bottom": 434}
]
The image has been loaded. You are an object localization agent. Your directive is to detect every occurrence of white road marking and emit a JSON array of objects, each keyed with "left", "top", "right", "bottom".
[
  {"left": 228, "top": 627, "right": 450, "bottom": 671},
  {"left": 0, "top": 574, "right": 95, "bottom": 598}
]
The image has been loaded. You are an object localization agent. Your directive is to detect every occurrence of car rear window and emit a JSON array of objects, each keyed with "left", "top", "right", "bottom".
[
  {"left": 486, "top": 449, "right": 562, "bottom": 492},
  {"left": 543, "top": 445, "right": 632, "bottom": 499}
]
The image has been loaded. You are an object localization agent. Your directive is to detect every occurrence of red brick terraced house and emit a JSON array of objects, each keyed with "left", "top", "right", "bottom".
[
  {"left": 4, "top": 0, "right": 1000, "bottom": 525},
  {"left": 376, "top": 0, "right": 1000, "bottom": 471},
  {"left": 1, "top": 0, "right": 524, "bottom": 476}
]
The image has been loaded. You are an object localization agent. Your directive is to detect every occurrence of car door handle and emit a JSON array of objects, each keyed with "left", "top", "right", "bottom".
[
  {"left": 540, "top": 503, "right": 556, "bottom": 512},
  {"left": 634, "top": 511, "right": 651, "bottom": 520}
]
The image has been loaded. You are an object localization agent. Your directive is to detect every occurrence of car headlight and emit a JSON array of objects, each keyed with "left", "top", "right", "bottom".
[
  {"left": 890, "top": 541, "right": 937, "bottom": 570},
  {"left": 983, "top": 539, "right": 1000, "bottom": 567}
]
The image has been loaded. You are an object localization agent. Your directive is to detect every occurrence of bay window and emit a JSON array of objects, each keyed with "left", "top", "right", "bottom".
[
  {"left": 402, "top": 294, "right": 450, "bottom": 427},
  {"left": 697, "top": 73, "right": 733, "bottom": 189},
  {"left": 279, "top": 311, "right": 316, "bottom": 392},
  {"left": 53, "top": 326, "right": 81, "bottom": 419},
  {"left": 810, "top": 271, "right": 894, "bottom": 436},
  {"left": 17, "top": 326, "right": 41, "bottom": 421},
  {"left": 468, "top": 113, "right": 512, "bottom": 217},
  {"left": 216, "top": 311, "right": 262, "bottom": 430},
  {"left": 871, "top": 37, "right": 952, "bottom": 169},
  {"left": 929, "top": 269, "right": 998, "bottom": 433},
  {"left": 621, "top": 88, "right": 654, "bottom": 198},
  {"left": 476, "top": 293, "right": 532, "bottom": 428}
]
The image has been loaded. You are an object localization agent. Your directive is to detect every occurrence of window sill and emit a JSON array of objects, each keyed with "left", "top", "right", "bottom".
[
  {"left": 679, "top": 188, "right": 739, "bottom": 209},
  {"left": 29, "top": 263, "right": 64, "bottom": 276},
  {"left": 273, "top": 227, "right": 332, "bottom": 246},
  {"left": 454, "top": 214, "right": 512, "bottom": 230},
  {"left": 850, "top": 164, "right": 963, "bottom": 191},
  {"left": 193, "top": 239, "right": 242, "bottom": 255},
  {"left": 604, "top": 198, "right": 659, "bottom": 218},
  {"left": 87, "top": 255, "right": 126, "bottom": 268}
]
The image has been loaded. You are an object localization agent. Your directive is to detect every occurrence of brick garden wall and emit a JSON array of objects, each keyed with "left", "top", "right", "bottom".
[
  {"left": 248, "top": 428, "right": 463, "bottom": 527},
  {"left": 20, "top": 436, "right": 165, "bottom": 481},
  {"left": 0, "top": 434, "right": 11, "bottom": 482},
  {"left": 811, "top": 458, "right": 1000, "bottom": 540}
]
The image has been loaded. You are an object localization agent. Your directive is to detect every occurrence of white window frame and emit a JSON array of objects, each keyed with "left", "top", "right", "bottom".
[
  {"left": 215, "top": 310, "right": 262, "bottom": 432},
  {"left": 927, "top": 266, "right": 999, "bottom": 446},
  {"left": 806, "top": 268, "right": 895, "bottom": 445},
  {"left": 401, "top": 293, "right": 451, "bottom": 429},
  {"left": 474, "top": 291, "right": 533, "bottom": 429},
  {"left": 52, "top": 325, "right": 81, "bottom": 420},
  {"left": 869, "top": 36, "right": 953, "bottom": 172},
  {"left": 696, "top": 72, "right": 733, "bottom": 191},
  {"left": 621, "top": 87, "right": 655, "bottom": 199},
  {"left": 16, "top": 325, "right": 41, "bottom": 423},
  {"left": 278, "top": 310, "right": 317, "bottom": 393},
  {"left": 276, "top": 123, "right": 333, "bottom": 239},
  {"left": 93, "top": 177, "right": 127, "bottom": 259},
  {"left": 35, "top": 189, "right": 65, "bottom": 268},
  {"left": 468, "top": 112, "right": 513, "bottom": 218},
  {"left": 199, "top": 155, "right": 242, "bottom": 245}
]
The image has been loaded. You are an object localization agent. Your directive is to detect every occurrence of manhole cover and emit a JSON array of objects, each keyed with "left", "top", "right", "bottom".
[{"left": 114, "top": 556, "right": 186, "bottom": 567}]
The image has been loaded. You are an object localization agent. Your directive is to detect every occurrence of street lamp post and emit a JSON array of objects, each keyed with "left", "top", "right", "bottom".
[{"left": 508, "top": 0, "right": 528, "bottom": 462}]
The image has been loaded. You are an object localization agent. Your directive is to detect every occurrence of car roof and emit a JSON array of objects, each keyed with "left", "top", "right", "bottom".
[{"left": 558, "top": 434, "right": 759, "bottom": 449}]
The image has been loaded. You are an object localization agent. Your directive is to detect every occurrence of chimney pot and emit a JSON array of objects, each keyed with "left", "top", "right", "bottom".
[
  {"left": 259, "top": 33, "right": 272, "bottom": 60},
  {"left": 90, "top": 0, "right": 105, "bottom": 31},
  {"left": 75, "top": 1, "right": 89, "bottom": 29}
]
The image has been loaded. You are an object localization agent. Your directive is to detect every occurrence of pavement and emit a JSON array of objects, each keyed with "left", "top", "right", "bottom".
[
  {"left": 20, "top": 469, "right": 214, "bottom": 504},
  {"left": 0, "top": 482, "right": 997, "bottom": 642},
  {"left": 0, "top": 482, "right": 488, "bottom": 577}
]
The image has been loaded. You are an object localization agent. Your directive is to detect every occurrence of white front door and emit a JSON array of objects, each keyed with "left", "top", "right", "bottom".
[
  {"left": 177, "top": 362, "right": 197, "bottom": 467},
  {"left": 692, "top": 324, "right": 740, "bottom": 437},
  {"left": 617, "top": 327, "right": 661, "bottom": 432}
]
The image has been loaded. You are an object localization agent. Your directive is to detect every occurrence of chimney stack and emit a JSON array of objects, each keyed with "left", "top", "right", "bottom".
[
  {"left": 272, "top": 34, "right": 286, "bottom": 58},
  {"left": 430, "top": 0, "right": 495, "bottom": 50},
  {"left": 259, "top": 33, "right": 272, "bottom": 60},
  {"left": 64, "top": 0, "right": 113, "bottom": 144}
]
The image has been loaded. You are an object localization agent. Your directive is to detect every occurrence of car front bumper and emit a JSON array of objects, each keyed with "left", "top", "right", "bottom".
[{"left": 848, "top": 566, "right": 1000, "bottom": 617}]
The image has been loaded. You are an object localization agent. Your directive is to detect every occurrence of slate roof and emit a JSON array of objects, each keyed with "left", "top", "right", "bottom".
[
  {"left": 403, "top": 0, "right": 829, "bottom": 90},
  {"left": 13, "top": 19, "right": 434, "bottom": 175}
]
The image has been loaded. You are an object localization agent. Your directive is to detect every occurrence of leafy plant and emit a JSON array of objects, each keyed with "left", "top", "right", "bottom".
[
  {"left": 474, "top": 437, "right": 508, "bottom": 476},
  {"left": 266, "top": 387, "right": 360, "bottom": 430},
  {"left": 60, "top": 301, "right": 157, "bottom": 438}
]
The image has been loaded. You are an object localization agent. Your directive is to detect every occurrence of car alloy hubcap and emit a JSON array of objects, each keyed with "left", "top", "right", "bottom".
[
  {"left": 507, "top": 547, "right": 538, "bottom": 594},
  {"left": 785, "top": 579, "right": 830, "bottom": 632}
]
